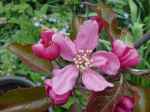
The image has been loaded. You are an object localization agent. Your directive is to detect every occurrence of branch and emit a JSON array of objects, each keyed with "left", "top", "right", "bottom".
[
  {"left": 0, "top": 98, "right": 50, "bottom": 112},
  {"left": 81, "top": 2, "right": 96, "bottom": 7},
  {"left": 128, "top": 69, "right": 150, "bottom": 76},
  {"left": 134, "top": 33, "right": 150, "bottom": 49}
]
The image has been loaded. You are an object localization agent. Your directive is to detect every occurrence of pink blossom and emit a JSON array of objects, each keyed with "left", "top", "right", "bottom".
[
  {"left": 113, "top": 96, "right": 135, "bottom": 112},
  {"left": 32, "top": 29, "right": 60, "bottom": 60},
  {"left": 45, "top": 20, "right": 120, "bottom": 105},
  {"left": 112, "top": 40, "right": 140, "bottom": 69}
]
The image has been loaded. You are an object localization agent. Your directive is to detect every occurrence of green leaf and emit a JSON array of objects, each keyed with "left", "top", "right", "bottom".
[
  {"left": 7, "top": 43, "right": 53, "bottom": 74},
  {"left": 12, "top": 16, "right": 39, "bottom": 44},
  {"left": 131, "top": 22, "right": 143, "bottom": 41},
  {"left": 0, "top": 87, "right": 49, "bottom": 112},
  {"left": 129, "top": 0, "right": 138, "bottom": 22},
  {"left": 40, "top": 4, "right": 49, "bottom": 14},
  {"left": 63, "top": 97, "right": 74, "bottom": 109},
  {"left": 126, "top": 73, "right": 150, "bottom": 88}
]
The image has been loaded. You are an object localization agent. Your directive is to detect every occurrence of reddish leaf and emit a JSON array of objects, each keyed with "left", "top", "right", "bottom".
[
  {"left": 85, "top": 76, "right": 136, "bottom": 112},
  {"left": 85, "top": 76, "right": 124, "bottom": 112},
  {"left": 86, "top": 84, "right": 123, "bottom": 112},
  {"left": 0, "top": 87, "right": 50, "bottom": 112},
  {"left": 86, "top": 77, "right": 150, "bottom": 112},
  {"left": 84, "top": 2, "right": 116, "bottom": 23},
  {"left": 7, "top": 43, "right": 53, "bottom": 74},
  {"left": 84, "top": 2, "right": 124, "bottom": 38},
  {"left": 109, "top": 18, "right": 122, "bottom": 38}
]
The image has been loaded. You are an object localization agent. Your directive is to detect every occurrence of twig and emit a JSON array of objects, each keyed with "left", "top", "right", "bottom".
[
  {"left": 134, "top": 33, "right": 150, "bottom": 49},
  {"left": 81, "top": 2, "right": 96, "bottom": 7}
]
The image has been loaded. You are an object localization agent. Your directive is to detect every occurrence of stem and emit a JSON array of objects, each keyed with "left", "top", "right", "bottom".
[{"left": 55, "top": 59, "right": 63, "bottom": 68}]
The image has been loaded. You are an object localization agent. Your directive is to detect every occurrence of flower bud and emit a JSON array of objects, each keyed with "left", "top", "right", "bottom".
[
  {"left": 40, "top": 29, "right": 54, "bottom": 47},
  {"left": 112, "top": 40, "right": 140, "bottom": 69},
  {"left": 45, "top": 79, "right": 71, "bottom": 105},
  {"left": 32, "top": 29, "right": 60, "bottom": 60},
  {"left": 113, "top": 96, "right": 134, "bottom": 112}
]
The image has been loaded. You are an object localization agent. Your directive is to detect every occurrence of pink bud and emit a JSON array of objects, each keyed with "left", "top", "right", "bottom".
[
  {"left": 113, "top": 96, "right": 134, "bottom": 112},
  {"left": 45, "top": 79, "right": 71, "bottom": 105},
  {"left": 112, "top": 40, "right": 140, "bottom": 69},
  {"left": 32, "top": 29, "right": 60, "bottom": 60},
  {"left": 91, "top": 16, "right": 108, "bottom": 32},
  {"left": 113, "top": 106, "right": 127, "bottom": 112},
  {"left": 40, "top": 29, "right": 54, "bottom": 47},
  {"left": 32, "top": 41, "right": 60, "bottom": 60}
]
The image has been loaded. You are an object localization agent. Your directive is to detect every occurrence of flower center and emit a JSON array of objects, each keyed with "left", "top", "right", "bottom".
[{"left": 73, "top": 49, "right": 93, "bottom": 71}]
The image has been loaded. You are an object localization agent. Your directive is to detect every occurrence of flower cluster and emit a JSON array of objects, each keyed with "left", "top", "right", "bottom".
[{"left": 32, "top": 16, "right": 140, "bottom": 105}]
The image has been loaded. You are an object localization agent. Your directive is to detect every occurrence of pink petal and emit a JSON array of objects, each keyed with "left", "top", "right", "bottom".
[
  {"left": 112, "top": 40, "right": 127, "bottom": 58},
  {"left": 52, "top": 64, "right": 79, "bottom": 95},
  {"left": 91, "top": 52, "right": 107, "bottom": 67},
  {"left": 45, "top": 79, "right": 71, "bottom": 105},
  {"left": 52, "top": 33, "right": 77, "bottom": 61},
  {"left": 91, "top": 51, "right": 120, "bottom": 75},
  {"left": 82, "top": 69, "right": 113, "bottom": 92},
  {"left": 120, "top": 48, "right": 140, "bottom": 69},
  {"left": 74, "top": 20, "right": 99, "bottom": 51}
]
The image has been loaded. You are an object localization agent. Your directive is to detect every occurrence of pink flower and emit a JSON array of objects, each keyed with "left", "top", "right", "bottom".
[
  {"left": 113, "top": 96, "right": 135, "bottom": 112},
  {"left": 32, "top": 29, "right": 60, "bottom": 60},
  {"left": 45, "top": 20, "right": 120, "bottom": 105},
  {"left": 112, "top": 40, "right": 140, "bottom": 69}
]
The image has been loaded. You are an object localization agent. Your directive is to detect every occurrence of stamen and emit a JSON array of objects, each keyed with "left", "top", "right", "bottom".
[{"left": 74, "top": 49, "right": 92, "bottom": 71}]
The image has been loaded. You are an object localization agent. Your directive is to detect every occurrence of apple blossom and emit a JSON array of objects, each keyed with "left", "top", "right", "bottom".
[{"left": 45, "top": 20, "right": 120, "bottom": 105}]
